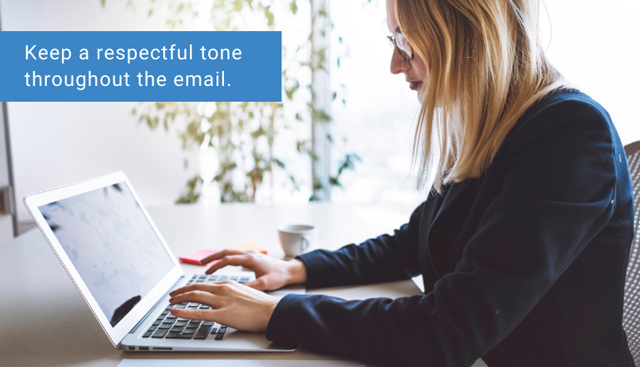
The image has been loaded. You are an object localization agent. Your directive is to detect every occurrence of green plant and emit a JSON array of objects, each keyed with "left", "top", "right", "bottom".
[{"left": 105, "top": 0, "right": 361, "bottom": 203}]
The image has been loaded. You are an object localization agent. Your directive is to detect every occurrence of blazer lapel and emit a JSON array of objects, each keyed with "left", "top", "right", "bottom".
[
  {"left": 425, "top": 179, "right": 479, "bottom": 279},
  {"left": 434, "top": 180, "right": 473, "bottom": 224}
]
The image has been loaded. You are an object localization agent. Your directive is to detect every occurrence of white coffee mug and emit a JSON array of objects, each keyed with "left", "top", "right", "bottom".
[{"left": 278, "top": 224, "right": 317, "bottom": 259}]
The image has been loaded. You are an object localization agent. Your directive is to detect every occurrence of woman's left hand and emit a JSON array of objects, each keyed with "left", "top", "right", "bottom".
[{"left": 168, "top": 280, "right": 280, "bottom": 332}]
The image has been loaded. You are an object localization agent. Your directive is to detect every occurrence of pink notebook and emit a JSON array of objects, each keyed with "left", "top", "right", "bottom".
[{"left": 179, "top": 249, "right": 219, "bottom": 266}]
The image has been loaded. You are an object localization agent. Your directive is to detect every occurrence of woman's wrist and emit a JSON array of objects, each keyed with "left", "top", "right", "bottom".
[{"left": 285, "top": 259, "right": 308, "bottom": 285}]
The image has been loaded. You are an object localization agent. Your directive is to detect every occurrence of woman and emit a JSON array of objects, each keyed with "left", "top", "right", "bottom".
[{"left": 169, "top": 0, "right": 635, "bottom": 366}]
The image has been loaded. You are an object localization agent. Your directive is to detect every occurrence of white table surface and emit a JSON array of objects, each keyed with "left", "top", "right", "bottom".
[{"left": 0, "top": 202, "right": 487, "bottom": 367}]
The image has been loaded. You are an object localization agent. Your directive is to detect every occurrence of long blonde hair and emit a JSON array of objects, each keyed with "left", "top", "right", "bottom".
[{"left": 396, "top": 0, "right": 564, "bottom": 192}]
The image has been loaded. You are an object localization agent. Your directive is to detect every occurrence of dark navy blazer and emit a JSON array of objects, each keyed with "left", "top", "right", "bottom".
[{"left": 266, "top": 89, "right": 635, "bottom": 367}]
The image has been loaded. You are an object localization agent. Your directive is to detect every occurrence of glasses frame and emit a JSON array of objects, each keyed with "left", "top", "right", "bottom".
[{"left": 387, "top": 32, "right": 414, "bottom": 62}]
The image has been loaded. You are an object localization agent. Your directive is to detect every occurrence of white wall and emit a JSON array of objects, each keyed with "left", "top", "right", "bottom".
[
  {"left": 542, "top": 0, "right": 640, "bottom": 145},
  {"left": 0, "top": 0, "right": 200, "bottom": 226}
]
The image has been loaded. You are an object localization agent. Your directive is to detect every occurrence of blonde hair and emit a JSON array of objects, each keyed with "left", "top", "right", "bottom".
[{"left": 396, "top": 0, "right": 564, "bottom": 193}]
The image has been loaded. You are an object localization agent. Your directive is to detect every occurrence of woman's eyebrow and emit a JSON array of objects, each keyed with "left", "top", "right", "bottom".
[{"left": 395, "top": 26, "right": 401, "bottom": 33}]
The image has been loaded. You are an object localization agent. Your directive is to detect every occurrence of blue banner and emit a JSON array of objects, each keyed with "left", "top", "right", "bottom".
[{"left": 0, "top": 31, "right": 282, "bottom": 102}]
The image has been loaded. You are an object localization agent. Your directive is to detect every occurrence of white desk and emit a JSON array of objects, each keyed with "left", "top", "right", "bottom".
[{"left": 0, "top": 203, "right": 487, "bottom": 367}]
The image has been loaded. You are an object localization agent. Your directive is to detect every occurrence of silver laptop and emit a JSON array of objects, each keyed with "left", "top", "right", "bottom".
[{"left": 24, "top": 171, "right": 298, "bottom": 352}]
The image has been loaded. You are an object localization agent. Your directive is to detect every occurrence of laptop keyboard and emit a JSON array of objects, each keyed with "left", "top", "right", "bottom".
[{"left": 142, "top": 274, "right": 251, "bottom": 341}]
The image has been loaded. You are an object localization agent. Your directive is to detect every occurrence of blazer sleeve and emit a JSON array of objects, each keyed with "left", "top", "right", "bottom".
[
  {"left": 295, "top": 201, "right": 426, "bottom": 288},
  {"left": 265, "top": 98, "right": 621, "bottom": 366}
]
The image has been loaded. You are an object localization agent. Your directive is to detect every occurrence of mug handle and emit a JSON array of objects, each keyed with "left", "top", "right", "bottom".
[{"left": 300, "top": 236, "right": 310, "bottom": 252}]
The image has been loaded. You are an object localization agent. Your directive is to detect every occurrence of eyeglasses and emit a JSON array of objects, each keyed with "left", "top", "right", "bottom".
[{"left": 387, "top": 32, "right": 414, "bottom": 62}]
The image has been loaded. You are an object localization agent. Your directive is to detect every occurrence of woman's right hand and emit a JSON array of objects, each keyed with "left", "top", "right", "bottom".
[{"left": 200, "top": 250, "right": 308, "bottom": 291}]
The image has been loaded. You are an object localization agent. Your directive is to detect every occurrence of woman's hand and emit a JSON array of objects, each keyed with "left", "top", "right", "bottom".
[
  {"left": 201, "top": 250, "right": 307, "bottom": 291},
  {"left": 168, "top": 281, "right": 279, "bottom": 332}
]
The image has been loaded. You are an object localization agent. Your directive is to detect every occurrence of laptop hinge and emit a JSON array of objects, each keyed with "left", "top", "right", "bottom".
[{"left": 128, "top": 275, "right": 186, "bottom": 335}]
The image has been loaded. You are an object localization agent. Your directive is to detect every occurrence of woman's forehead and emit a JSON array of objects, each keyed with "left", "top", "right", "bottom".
[{"left": 386, "top": 0, "right": 400, "bottom": 32}]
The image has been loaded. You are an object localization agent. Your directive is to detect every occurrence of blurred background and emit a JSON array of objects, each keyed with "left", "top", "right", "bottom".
[{"left": 0, "top": 0, "right": 638, "bottom": 241}]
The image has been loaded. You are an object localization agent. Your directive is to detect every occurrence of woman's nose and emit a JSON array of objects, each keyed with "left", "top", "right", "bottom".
[{"left": 390, "top": 48, "right": 407, "bottom": 75}]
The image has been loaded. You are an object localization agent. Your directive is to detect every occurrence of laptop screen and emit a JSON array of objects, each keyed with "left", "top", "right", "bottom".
[{"left": 38, "top": 182, "right": 175, "bottom": 327}]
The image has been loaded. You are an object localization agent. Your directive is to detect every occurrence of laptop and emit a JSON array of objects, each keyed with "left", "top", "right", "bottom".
[{"left": 23, "top": 171, "right": 299, "bottom": 352}]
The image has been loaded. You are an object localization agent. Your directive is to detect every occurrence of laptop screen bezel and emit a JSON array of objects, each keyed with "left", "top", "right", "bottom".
[{"left": 23, "top": 171, "right": 183, "bottom": 347}]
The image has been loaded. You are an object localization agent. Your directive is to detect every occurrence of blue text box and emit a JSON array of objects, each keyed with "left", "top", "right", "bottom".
[{"left": 0, "top": 31, "right": 282, "bottom": 102}]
